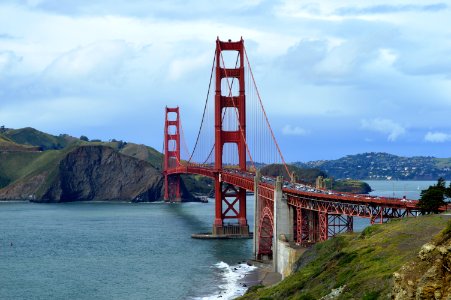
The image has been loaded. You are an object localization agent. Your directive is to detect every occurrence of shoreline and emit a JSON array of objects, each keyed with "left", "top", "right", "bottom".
[{"left": 242, "top": 260, "right": 282, "bottom": 290}]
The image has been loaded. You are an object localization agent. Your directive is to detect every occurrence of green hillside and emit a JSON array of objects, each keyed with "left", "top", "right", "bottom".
[
  {"left": 260, "top": 164, "right": 326, "bottom": 184},
  {"left": 0, "top": 147, "right": 75, "bottom": 189},
  {"left": 241, "top": 214, "right": 451, "bottom": 300},
  {"left": 296, "top": 152, "right": 451, "bottom": 180},
  {"left": 119, "top": 143, "right": 163, "bottom": 170},
  {"left": 0, "top": 127, "right": 205, "bottom": 201},
  {"left": 260, "top": 164, "right": 371, "bottom": 194},
  {"left": 1, "top": 127, "right": 77, "bottom": 150}
]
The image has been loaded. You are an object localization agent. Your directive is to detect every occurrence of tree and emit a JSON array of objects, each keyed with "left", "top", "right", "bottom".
[
  {"left": 80, "top": 135, "right": 89, "bottom": 142},
  {"left": 417, "top": 177, "right": 447, "bottom": 214},
  {"left": 446, "top": 182, "right": 451, "bottom": 199}
]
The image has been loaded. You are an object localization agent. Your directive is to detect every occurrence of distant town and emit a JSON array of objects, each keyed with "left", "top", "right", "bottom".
[{"left": 295, "top": 152, "right": 451, "bottom": 180}]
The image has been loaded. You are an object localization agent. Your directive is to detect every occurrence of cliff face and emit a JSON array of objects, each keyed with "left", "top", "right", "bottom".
[
  {"left": 392, "top": 224, "right": 451, "bottom": 299},
  {"left": 0, "top": 127, "right": 202, "bottom": 202},
  {"left": 39, "top": 146, "right": 164, "bottom": 202}
]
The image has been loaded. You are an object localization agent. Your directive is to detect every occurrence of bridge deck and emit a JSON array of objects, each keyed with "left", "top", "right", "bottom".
[{"left": 165, "top": 166, "right": 424, "bottom": 213}]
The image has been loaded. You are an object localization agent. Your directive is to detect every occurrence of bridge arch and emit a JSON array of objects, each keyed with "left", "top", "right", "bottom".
[{"left": 258, "top": 206, "right": 274, "bottom": 259}]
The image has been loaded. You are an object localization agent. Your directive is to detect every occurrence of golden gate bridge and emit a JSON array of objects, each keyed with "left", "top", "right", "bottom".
[{"left": 162, "top": 37, "right": 430, "bottom": 262}]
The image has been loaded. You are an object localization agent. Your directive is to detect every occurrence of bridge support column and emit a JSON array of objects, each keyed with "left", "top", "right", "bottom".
[
  {"left": 212, "top": 182, "right": 249, "bottom": 237},
  {"left": 211, "top": 38, "right": 250, "bottom": 238},
  {"left": 273, "top": 176, "right": 290, "bottom": 273},
  {"left": 319, "top": 212, "right": 328, "bottom": 242},
  {"left": 163, "top": 106, "right": 182, "bottom": 202},
  {"left": 253, "top": 171, "right": 261, "bottom": 259}
]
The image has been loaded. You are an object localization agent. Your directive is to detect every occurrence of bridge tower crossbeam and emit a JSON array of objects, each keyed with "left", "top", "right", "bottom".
[
  {"left": 163, "top": 106, "right": 181, "bottom": 202},
  {"left": 213, "top": 38, "right": 249, "bottom": 236}
]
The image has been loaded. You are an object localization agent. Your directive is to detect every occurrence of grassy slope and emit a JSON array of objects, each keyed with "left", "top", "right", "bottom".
[
  {"left": 0, "top": 127, "right": 208, "bottom": 198},
  {"left": 332, "top": 179, "right": 372, "bottom": 194},
  {"left": 0, "top": 147, "right": 75, "bottom": 189},
  {"left": 119, "top": 143, "right": 163, "bottom": 170},
  {"left": 260, "top": 164, "right": 326, "bottom": 184},
  {"left": 435, "top": 157, "right": 451, "bottom": 169},
  {"left": 2, "top": 127, "right": 76, "bottom": 150},
  {"left": 0, "top": 133, "right": 37, "bottom": 150},
  {"left": 0, "top": 134, "right": 12, "bottom": 143},
  {"left": 241, "top": 214, "right": 451, "bottom": 300}
]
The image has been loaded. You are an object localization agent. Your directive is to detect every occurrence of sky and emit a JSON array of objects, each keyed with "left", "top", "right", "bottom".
[{"left": 0, "top": 0, "right": 450, "bottom": 162}]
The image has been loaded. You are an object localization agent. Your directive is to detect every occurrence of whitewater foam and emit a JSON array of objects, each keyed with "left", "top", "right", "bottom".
[{"left": 193, "top": 261, "right": 257, "bottom": 300}]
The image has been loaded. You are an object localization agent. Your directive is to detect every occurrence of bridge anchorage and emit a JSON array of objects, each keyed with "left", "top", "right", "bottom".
[{"left": 163, "top": 37, "right": 432, "bottom": 274}]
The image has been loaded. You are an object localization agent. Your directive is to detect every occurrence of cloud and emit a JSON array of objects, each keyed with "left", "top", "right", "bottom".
[
  {"left": 0, "top": 51, "right": 22, "bottom": 74},
  {"left": 361, "top": 118, "right": 406, "bottom": 141},
  {"left": 424, "top": 131, "right": 451, "bottom": 143},
  {"left": 43, "top": 40, "right": 132, "bottom": 83},
  {"left": 168, "top": 52, "right": 210, "bottom": 81},
  {"left": 335, "top": 3, "right": 448, "bottom": 16},
  {"left": 282, "top": 125, "right": 309, "bottom": 136},
  {"left": 0, "top": 33, "right": 16, "bottom": 39},
  {"left": 0, "top": 0, "right": 451, "bottom": 161}
]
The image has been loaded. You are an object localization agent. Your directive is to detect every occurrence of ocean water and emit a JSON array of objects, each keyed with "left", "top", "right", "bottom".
[
  {"left": 364, "top": 180, "right": 448, "bottom": 200},
  {"left": 0, "top": 180, "right": 440, "bottom": 299},
  {"left": 0, "top": 200, "right": 255, "bottom": 300}
]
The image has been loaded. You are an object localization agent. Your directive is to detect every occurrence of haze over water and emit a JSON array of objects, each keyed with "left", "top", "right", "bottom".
[{"left": 0, "top": 181, "right": 438, "bottom": 299}]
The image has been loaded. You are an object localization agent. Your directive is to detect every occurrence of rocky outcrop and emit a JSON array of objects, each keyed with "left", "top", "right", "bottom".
[
  {"left": 0, "top": 145, "right": 198, "bottom": 202},
  {"left": 392, "top": 226, "right": 451, "bottom": 299},
  {"left": 0, "top": 172, "right": 49, "bottom": 200},
  {"left": 38, "top": 146, "right": 164, "bottom": 202}
]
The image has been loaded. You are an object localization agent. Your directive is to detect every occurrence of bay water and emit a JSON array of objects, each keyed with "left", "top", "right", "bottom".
[{"left": 0, "top": 180, "right": 439, "bottom": 299}]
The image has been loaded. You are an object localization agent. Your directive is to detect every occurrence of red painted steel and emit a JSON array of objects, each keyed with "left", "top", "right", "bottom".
[
  {"left": 328, "top": 215, "right": 353, "bottom": 238},
  {"left": 162, "top": 38, "right": 449, "bottom": 255},
  {"left": 319, "top": 212, "right": 328, "bottom": 241},
  {"left": 258, "top": 206, "right": 274, "bottom": 258},
  {"left": 213, "top": 38, "right": 249, "bottom": 235},
  {"left": 163, "top": 107, "right": 181, "bottom": 201}
]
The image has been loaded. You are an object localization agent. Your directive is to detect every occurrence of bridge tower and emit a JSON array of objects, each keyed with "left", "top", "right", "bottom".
[
  {"left": 213, "top": 38, "right": 249, "bottom": 236},
  {"left": 163, "top": 106, "right": 181, "bottom": 202}
]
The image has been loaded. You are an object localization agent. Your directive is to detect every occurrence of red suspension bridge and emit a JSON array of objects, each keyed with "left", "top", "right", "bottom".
[{"left": 163, "top": 38, "right": 424, "bottom": 260}]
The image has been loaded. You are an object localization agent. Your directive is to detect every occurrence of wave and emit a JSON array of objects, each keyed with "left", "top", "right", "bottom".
[{"left": 193, "top": 261, "right": 257, "bottom": 300}]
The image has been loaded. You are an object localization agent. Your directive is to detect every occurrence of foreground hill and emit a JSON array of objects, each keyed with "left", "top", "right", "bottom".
[
  {"left": 241, "top": 214, "right": 451, "bottom": 299},
  {"left": 295, "top": 152, "right": 451, "bottom": 180}
]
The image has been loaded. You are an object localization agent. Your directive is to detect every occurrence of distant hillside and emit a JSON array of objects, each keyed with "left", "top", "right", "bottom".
[
  {"left": 0, "top": 127, "right": 201, "bottom": 202},
  {"left": 294, "top": 152, "right": 451, "bottom": 180},
  {"left": 260, "top": 164, "right": 371, "bottom": 194},
  {"left": 1, "top": 127, "right": 78, "bottom": 150},
  {"left": 260, "top": 164, "right": 326, "bottom": 184}
]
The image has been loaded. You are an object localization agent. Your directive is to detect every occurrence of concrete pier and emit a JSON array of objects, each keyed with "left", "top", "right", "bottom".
[
  {"left": 273, "top": 176, "right": 291, "bottom": 273},
  {"left": 253, "top": 171, "right": 261, "bottom": 259}
]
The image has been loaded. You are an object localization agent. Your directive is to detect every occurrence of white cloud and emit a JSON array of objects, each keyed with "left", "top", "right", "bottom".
[
  {"left": 168, "top": 53, "right": 210, "bottom": 81},
  {"left": 43, "top": 40, "right": 132, "bottom": 83},
  {"left": 0, "top": 1, "right": 450, "bottom": 161},
  {"left": 282, "top": 124, "right": 309, "bottom": 136},
  {"left": 361, "top": 118, "right": 406, "bottom": 141},
  {"left": 424, "top": 131, "right": 451, "bottom": 143},
  {"left": 0, "top": 51, "right": 22, "bottom": 74}
]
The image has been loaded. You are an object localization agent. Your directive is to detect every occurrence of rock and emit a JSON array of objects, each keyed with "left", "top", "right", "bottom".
[
  {"left": 320, "top": 285, "right": 346, "bottom": 300},
  {"left": 38, "top": 146, "right": 164, "bottom": 202},
  {"left": 393, "top": 233, "right": 451, "bottom": 299},
  {"left": 419, "top": 243, "right": 436, "bottom": 260}
]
